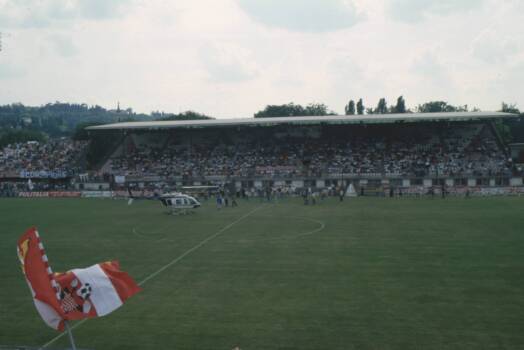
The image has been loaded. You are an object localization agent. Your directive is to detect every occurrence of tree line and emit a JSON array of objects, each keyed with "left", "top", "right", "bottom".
[
  {"left": 343, "top": 96, "right": 473, "bottom": 115},
  {"left": 253, "top": 103, "right": 335, "bottom": 118},
  {"left": 252, "top": 97, "right": 477, "bottom": 118},
  {"left": 0, "top": 102, "right": 213, "bottom": 147}
]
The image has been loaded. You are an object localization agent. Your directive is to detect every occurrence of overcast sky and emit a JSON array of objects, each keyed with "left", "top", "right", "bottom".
[{"left": 0, "top": 0, "right": 522, "bottom": 117}]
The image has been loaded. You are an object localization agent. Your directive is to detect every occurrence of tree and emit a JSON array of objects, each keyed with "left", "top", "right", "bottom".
[
  {"left": 0, "top": 129, "right": 46, "bottom": 148},
  {"left": 0, "top": 102, "right": 152, "bottom": 137},
  {"left": 356, "top": 99, "right": 364, "bottom": 115},
  {"left": 155, "top": 111, "right": 213, "bottom": 121},
  {"left": 345, "top": 100, "right": 355, "bottom": 115},
  {"left": 365, "top": 107, "right": 374, "bottom": 115},
  {"left": 500, "top": 102, "right": 520, "bottom": 114},
  {"left": 416, "top": 101, "right": 468, "bottom": 113},
  {"left": 304, "top": 103, "right": 334, "bottom": 116},
  {"left": 375, "top": 98, "right": 388, "bottom": 114},
  {"left": 254, "top": 103, "right": 334, "bottom": 118},
  {"left": 393, "top": 96, "right": 407, "bottom": 113},
  {"left": 254, "top": 103, "right": 303, "bottom": 118}
]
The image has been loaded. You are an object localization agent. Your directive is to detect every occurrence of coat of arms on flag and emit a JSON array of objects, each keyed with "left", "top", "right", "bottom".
[{"left": 17, "top": 227, "right": 141, "bottom": 332}]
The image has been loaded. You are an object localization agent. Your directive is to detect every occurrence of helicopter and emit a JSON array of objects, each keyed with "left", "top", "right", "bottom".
[
  {"left": 159, "top": 192, "right": 201, "bottom": 215},
  {"left": 126, "top": 188, "right": 201, "bottom": 215}
]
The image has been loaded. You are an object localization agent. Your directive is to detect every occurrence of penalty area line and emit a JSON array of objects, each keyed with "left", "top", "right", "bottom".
[{"left": 40, "top": 204, "right": 266, "bottom": 349}]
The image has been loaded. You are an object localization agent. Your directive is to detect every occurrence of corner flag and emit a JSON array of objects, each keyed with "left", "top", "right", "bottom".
[{"left": 17, "top": 227, "right": 141, "bottom": 331}]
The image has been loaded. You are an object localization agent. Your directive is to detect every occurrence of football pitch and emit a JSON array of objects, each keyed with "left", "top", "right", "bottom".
[{"left": 1, "top": 196, "right": 523, "bottom": 350}]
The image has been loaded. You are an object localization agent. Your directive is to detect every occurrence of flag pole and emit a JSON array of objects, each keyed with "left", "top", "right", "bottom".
[{"left": 64, "top": 320, "right": 78, "bottom": 350}]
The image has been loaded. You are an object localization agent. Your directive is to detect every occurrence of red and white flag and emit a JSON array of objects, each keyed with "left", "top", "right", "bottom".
[{"left": 17, "top": 227, "right": 141, "bottom": 331}]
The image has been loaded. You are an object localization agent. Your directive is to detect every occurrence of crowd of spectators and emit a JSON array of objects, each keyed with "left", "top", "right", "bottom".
[
  {"left": 318, "top": 124, "right": 511, "bottom": 178},
  {"left": 0, "top": 138, "right": 87, "bottom": 177},
  {"left": 107, "top": 123, "right": 513, "bottom": 179},
  {"left": 109, "top": 142, "right": 305, "bottom": 178},
  {"left": 0, "top": 123, "right": 513, "bottom": 184}
]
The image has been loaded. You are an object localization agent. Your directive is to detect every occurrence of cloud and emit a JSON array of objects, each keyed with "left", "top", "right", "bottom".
[
  {"left": 469, "top": 14, "right": 524, "bottom": 65},
  {"left": 326, "top": 55, "right": 366, "bottom": 92},
  {"left": 412, "top": 51, "right": 444, "bottom": 75},
  {"left": 200, "top": 43, "right": 259, "bottom": 83},
  {"left": 388, "top": 0, "right": 485, "bottom": 22},
  {"left": 0, "top": 1, "right": 523, "bottom": 116},
  {"left": 236, "top": 0, "right": 362, "bottom": 32},
  {"left": 410, "top": 50, "right": 457, "bottom": 99},
  {"left": 472, "top": 33, "right": 522, "bottom": 64},
  {"left": 74, "top": 0, "right": 132, "bottom": 20},
  {"left": 492, "top": 62, "right": 524, "bottom": 104},
  {"left": 0, "top": 60, "right": 25, "bottom": 80},
  {"left": 0, "top": 0, "right": 134, "bottom": 28},
  {"left": 47, "top": 34, "right": 79, "bottom": 57}
]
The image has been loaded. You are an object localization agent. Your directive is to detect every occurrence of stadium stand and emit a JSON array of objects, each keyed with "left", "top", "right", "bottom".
[
  {"left": 0, "top": 139, "right": 87, "bottom": 177},
  {"left": 1, "top": 112, "right": 523, "bottom": 197},
  {"left": 103, "top": 122, "right": 512, "bottom": 179}
]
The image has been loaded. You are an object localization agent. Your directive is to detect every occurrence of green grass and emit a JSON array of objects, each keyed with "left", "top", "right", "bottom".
[{"left": 1, "top": 197, "right": 524, "bottom": 350}]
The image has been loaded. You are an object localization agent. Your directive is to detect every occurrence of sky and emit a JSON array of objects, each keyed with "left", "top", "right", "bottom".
[{"left": 0, "top": 0, "right": 522, "bottom": 118}]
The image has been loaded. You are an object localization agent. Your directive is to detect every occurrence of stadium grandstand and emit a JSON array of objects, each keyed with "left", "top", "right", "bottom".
[
  {"left": 87, "top": 111, "right": 523, "bottom": 195},
  {"left": 1, "top": 111, "right": 523, "bottom": 198}
]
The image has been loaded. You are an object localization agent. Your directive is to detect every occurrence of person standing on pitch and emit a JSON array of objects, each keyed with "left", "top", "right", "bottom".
[{"left": 216, "top": 194, "right": 223, "bottom": 209}]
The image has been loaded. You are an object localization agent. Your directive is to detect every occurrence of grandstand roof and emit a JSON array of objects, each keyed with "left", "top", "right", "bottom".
[{"left": 87, "top": 111, "right": 517, "bottom": 131}]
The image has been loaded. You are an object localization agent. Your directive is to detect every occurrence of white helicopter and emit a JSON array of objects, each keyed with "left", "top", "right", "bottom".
[
  {"left": 159, "top": 192, "right": 201, "bottom": 215},
  {"left": 126, "top": 188, "right": 201, "bottom": 215}
]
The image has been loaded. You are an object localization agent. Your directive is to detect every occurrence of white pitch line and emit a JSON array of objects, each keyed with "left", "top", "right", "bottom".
[
  {"left": 40, "top": 204, "right": 265, "bottom": 349},
  {"left": 39, "top": 319, "right": 88, "bottom": 349},
  {"left": 132, "top": 227, "right": 173, "bottom": 242},
  {"left": 132, "top": 226, "right": 173, "bottom": 243},
  {"left": 293, "top": 217, "right": 326, "bottom": 238},
  {"left": 137, "top": 204, "right": 265, "bottom": 286}
]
